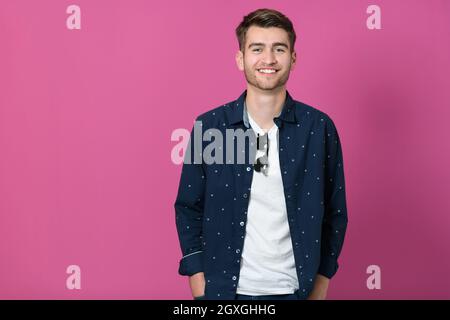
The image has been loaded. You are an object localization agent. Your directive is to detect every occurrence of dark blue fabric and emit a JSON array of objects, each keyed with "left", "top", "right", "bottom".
[
  {"left": 235, "top": 289, "right": 300, "bottom": 300},
  {"left": 175, "top": 90, "right": 348, "bottom": 300}
]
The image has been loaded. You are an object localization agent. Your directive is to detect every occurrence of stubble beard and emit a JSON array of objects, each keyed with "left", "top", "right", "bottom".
[{"left": 243, "top": 62, "right": 291, "bottom": 92}]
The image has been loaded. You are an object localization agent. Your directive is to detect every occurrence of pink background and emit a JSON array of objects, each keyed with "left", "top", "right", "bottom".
[{"left": 1, "top": 0, "right": 450, "bottom": 299}]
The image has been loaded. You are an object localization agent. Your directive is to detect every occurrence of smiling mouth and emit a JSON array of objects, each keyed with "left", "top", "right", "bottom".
[{"left": 257, "top": 68, "right": 278, "bottom": 74}]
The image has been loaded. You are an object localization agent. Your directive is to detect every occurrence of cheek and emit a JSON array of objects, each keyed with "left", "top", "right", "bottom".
[
  {"left": 284, "top": 56, "right": 294, "bottom": 67},
  {"left": 244, "top": 56, "right": 258, "bottom": 69},
  {"left": 277, "top": 60, "right": 290, "bottom": 71}
]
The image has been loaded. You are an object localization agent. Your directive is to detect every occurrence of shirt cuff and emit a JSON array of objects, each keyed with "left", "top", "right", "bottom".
[
  {"left": 317, "top": 256, "right": 339, "bottom": 279},
  {"left": 178, "top": 250, "right": 204, "bottom": 276}
]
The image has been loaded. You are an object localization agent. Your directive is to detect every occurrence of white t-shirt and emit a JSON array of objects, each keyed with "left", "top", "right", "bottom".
[{"left": 236, "top": 111, "right": 299, "bottom": 295}]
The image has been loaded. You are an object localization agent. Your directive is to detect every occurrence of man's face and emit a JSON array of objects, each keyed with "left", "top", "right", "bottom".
[{"left": 236, "top": 26, "right": 296, "bottom": 92}]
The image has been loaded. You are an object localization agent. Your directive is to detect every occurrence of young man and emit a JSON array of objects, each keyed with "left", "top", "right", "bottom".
[{"left": 175, "top": 8, "right": 348, "bottom": 300}]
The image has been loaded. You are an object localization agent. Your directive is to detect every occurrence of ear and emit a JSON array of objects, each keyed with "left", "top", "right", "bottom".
[
  {"left": 290, "top": 50, "right": 297, "bottom": 71},
  {"left": 235, "top": 50, "right": 244, "bottom": 71}
]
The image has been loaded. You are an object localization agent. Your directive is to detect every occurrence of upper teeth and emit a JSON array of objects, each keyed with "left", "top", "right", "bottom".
[{"left": 258, "top": 69, "right": 276, "bottom": 73}]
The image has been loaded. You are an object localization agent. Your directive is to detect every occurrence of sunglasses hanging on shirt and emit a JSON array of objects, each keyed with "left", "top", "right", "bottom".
[{"left": 254, "top": 132, "right": 269, "bottom": 176}]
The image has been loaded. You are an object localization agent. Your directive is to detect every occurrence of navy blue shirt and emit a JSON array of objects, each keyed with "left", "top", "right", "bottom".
[{"left": 175, "top": 90, "right": 348, "bottom": 300}]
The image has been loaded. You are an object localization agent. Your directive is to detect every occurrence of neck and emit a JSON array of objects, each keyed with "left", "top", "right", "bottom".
[{"left": 245, "top": 85, "right": 286, "bottom": 131}]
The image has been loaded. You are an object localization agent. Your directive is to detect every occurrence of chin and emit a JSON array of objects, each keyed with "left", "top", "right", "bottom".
[{"left": 256, "top": 84, "right": 283, "bottom": 91}]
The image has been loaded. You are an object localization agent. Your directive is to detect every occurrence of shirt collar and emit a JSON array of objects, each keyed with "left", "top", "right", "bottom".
[{"left": 228, "top": 89, "right": 297, "bottom": 128}]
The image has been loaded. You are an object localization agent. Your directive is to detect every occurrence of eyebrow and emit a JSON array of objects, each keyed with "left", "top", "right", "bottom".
[{"left": 248, "top": 42, "right": 289, "bottom": 49}]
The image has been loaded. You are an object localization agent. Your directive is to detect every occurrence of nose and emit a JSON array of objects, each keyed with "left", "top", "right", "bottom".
[{"left": 261, "top": 48, "right": 277, "bottom": 65}]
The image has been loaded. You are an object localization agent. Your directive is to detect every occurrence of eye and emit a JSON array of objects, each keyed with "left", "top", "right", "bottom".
[
  {"left": 276, "top": 47, "right": 286, "bottom": 53},
  {"left": 252, "top": 48, "right": 262, "bottom": 53}
]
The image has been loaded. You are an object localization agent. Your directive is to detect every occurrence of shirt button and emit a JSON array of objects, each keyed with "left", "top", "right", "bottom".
[
  {"left": 240, "top": 221, "right": 245, "bottom": 227},
  {"left": 232, "top": 276, "right": 237, "bottom": 281},
  {"left": 243, "top": 193, "right": 248, "bottom": 198},
  {"left": 246, "top": 167, "right": 251, "bottom": 172},
  {"left": 236, "top": 249, "right": 240, "bottom": 254}
]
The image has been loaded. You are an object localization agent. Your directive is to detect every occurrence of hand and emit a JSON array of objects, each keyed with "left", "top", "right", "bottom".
[
  {"left": 189, "top": 272, "right": 205, "bottom": 298},
  {"left": 307, "top": 274, "right": 329, "bottom": 300}
]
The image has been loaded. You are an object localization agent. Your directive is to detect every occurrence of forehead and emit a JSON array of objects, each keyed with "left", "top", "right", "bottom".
[{"left": 245, "top": 26, "right": 290, "bottom": 46}]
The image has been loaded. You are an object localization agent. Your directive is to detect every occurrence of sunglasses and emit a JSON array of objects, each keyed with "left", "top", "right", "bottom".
[{"left": 254, "top": 133, "right": 269, "bottom": 176}]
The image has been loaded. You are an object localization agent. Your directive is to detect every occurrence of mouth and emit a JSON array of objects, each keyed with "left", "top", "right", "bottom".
[{"left": 257, "top": 68, "right": 278, "bottom": 75}]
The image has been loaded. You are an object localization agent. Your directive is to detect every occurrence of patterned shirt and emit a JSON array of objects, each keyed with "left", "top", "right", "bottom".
[{"left": 175, "top": 89, "right": 348, "bottom": 300}]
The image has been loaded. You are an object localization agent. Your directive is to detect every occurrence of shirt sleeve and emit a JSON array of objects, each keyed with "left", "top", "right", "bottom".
[
  {"left": 318, "top": 117, "right": 349, "bottom": 279},
  {"left": 174, "top": 120, "right": 206, "bottom": 276}
]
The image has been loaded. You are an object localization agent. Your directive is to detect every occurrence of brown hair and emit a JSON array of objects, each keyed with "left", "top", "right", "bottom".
[{"left": 235, "top": 8, "right": 296, "bottom": 52}]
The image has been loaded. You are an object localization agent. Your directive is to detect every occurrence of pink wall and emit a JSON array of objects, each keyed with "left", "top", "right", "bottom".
[{"left": 1, "top": 0, "right": 449, "bottom": 299}]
